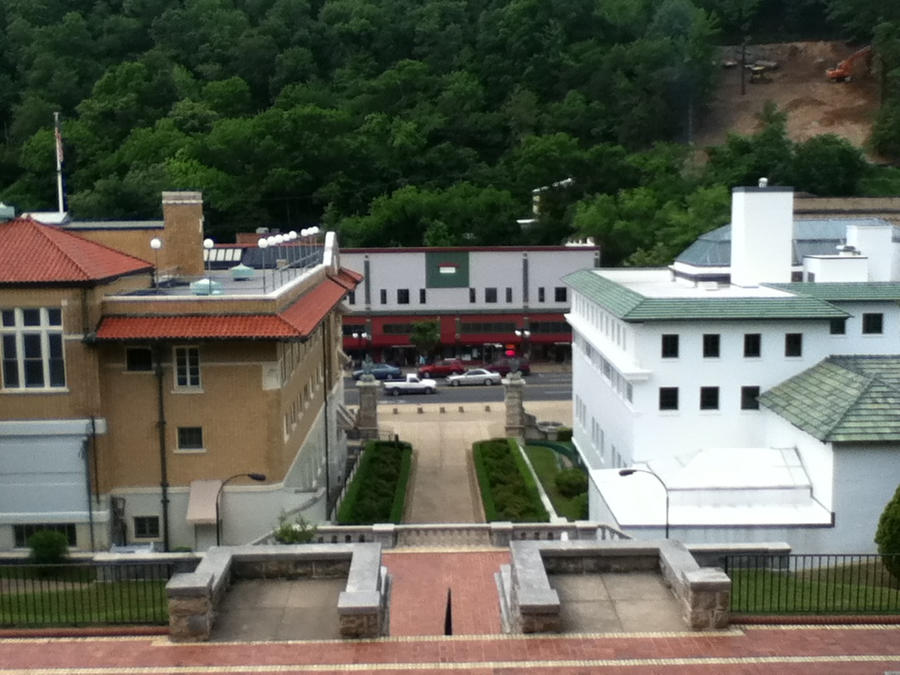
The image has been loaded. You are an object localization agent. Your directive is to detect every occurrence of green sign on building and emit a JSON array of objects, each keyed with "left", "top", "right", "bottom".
[{"left": 425, "top": 251, "right": 469, "bottom": 288}]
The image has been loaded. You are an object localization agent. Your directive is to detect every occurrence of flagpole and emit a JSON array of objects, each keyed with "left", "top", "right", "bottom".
[{"left": 54, "top": 112, "right": 64, "bottom": 214}]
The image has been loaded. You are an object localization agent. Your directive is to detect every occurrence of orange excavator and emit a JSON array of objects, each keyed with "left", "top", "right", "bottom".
[{"left": 826, "top": 45, "right": 872, "bottom": 82}]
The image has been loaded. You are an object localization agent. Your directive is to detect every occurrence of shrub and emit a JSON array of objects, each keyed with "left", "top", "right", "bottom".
[
  {"left": 556, "top": 427, "right": 573, "bottom": 442},
  {"left": 472, "top": 438, "right": 548, "bottom": 522},
  {"left": 555, "top": 467, "right": 588, "bottom": 498},
  {"left": 875, "top": 483, "right": 900, "bottom": 581},
  {"left": 572, "top": 492, "right": 589, "bottom": 520},
  {"left": 273, "top": 513, "right": 318, "bottom": 544},
  {"left": 28, "top": 530, "right": 70, "bottom": 565},
  {"left": 337, "top": 440, "right": 412, "bottom": 524}
]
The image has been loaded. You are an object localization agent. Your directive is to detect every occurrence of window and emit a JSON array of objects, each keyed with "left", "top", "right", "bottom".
[
  {"left": 1, "top": 307, "right": 66, "bottom": 389},
  {"left": 14, "top": 523, "right": 76, "bottom": 548},
  {"left": 830, "top": 318, "right": 846, "bottom": 335},
  {"left": 177, "top": 426, "right": 204, "bottom": 450},
  {"left": 174, "top": 346, "right": 200, "bottom": 388},
  {"left": 505, "top": 287, "right": 513, "bottom": 303},
  {"left": 126, "top": 347, "right": 153, "bottom": 372},
  {"left": 397, "top": 288, "right": 410, "bottom": 305},
  {"left": 659, "top": 387, "right": 679, "bottom": 411},
  {"left": 785, "top": 333, "right": 803, "bottom": 357},
  {"left": 383, "top": 323, "right": 414, "bottom": 335},
  {"left": 530, "top": 321, "right": 571, "bottom": 334},
  {"left": 460, "top": 321, "right": 516, "bottom": 334},
  {"left": 538, "top": 287, "right": 545, "bottom": 303},
  {"left": 419, "top": 288, "right": 426, "bottom": 304},
  {"left": 741, "top": 386, "right": 760, "bottom": 410},
  {"left": 862, "top": 313, "right": 883, "bottom": 334},
  {"left": 700, "top": 386, "right": 719, "bottom": 410},
  {"left": 484, "top": 287, "right": 498, "bottom": 303},
  {"left": 702, "top": 334, "right": 720, "bottom": 358},
  {"left": 469, "top": 288, "right": 476, "bottom": 303},
  {"left": 347, "top": 290, "right": 356, "bottom": 305},
  {"left": 744, "top": 333, "right": 761, "bottom": 357},
  {"left": 661, "top": 334, "right": 679, "bottom": 358},
  {"left": 379, "top": 289, "right": 387, "bottom": 305},
  {"left": 554, "top": 287, "right": 567, "bottom": 302},
  {"left": 133, "top": 516, "right": 160, "bottom": 539}
]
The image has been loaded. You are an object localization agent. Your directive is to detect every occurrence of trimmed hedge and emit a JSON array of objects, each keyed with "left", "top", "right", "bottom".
[
  {"left": 337, "top": 440, "right": 412, "bottom": 524},
  {"left": 473, "top": 438, "right": 548, "bottom": 522}
]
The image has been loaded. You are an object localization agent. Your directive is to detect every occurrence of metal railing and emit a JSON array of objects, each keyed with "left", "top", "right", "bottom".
[
  {"left": 725, "top": 553, "right": 900, "bottom": 615},
  {"left": 0, "top": 561, "right": 178, "bottom": 626}
]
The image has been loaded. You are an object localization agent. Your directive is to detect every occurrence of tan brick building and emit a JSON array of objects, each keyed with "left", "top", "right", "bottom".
[{"left": 0, "top": 193, "right": 359, "bottom": 552}]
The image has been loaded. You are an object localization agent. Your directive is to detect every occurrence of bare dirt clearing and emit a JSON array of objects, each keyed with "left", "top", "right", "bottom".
[{"left": 695, "top": 42, "right": 881, "bottom": 157}]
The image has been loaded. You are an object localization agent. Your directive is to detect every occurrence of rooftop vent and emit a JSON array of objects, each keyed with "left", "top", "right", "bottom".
[
  {"left": 758, "top": 177, "right": 768, "bottom": 188},
  {"left": 836, "top": 244, "right": 859, "bottom": 256}
]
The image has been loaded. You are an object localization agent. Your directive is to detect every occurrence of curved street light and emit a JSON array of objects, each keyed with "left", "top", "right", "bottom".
[
  {"left": 216, "top": 472, "right": 267, "bottom": 546},
  {"left": 619, "top": 468, "right": 670, "bottom": 539}
]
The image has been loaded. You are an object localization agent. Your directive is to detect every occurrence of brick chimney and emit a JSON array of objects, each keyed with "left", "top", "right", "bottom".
[
  {"left": 160, "top": 191, "right": 204, "bottom": 277},
  {"left": 730, "top": 180, "right": 793, "bottom": 287}
]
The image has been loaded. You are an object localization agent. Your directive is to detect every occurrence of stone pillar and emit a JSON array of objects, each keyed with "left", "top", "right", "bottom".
[
  {"left": 356, "top": 376, "right": 380, "bottom": 440},
  {"left": 685, "top": 568, "right": 731, "bottom": 630},
  {"left": 504, "top": 372, "right": 526, "bottom": 440},
  {"left": 167, "top": 572, "right": 214, "bottom": 642}
]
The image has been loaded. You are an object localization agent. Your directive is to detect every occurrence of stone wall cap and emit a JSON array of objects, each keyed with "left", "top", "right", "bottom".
[
  {"left": 338, "top": 590, "right": 382, "bottom": 613},
  {"left": 166, "top": 572, "right": 213, "bottom": 596}
]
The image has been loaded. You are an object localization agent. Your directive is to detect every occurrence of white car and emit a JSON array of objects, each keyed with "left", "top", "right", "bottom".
[{"left": 446, "top": 368, "right": 502, "bottom": 386}]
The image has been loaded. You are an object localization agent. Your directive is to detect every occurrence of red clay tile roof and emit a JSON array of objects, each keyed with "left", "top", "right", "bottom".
[
  {"left": 95, "top": 278, "right": 348, "bottom": 341},
  {"left": 330, "top": 266, "right": 363, "bottom": 290},
  {"left": 0, "top": 217, "right": 153, "bottom": 284}
]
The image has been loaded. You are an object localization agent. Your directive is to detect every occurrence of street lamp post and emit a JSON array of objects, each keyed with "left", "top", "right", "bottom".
[
  {"left": 257, "top": 237, "right": 269, "bottom": 293},
  {"left": 619, "top": 468, "right": 670, "bottom": 539},
  {"left": 203, "top": 238, "right": 214, "bottom": 281},
  {"left": 150, "top": 237, "right": 162, "bottom": 290},
  {"left": 216, "top": 472, "right": 266, "bottom": 546}
]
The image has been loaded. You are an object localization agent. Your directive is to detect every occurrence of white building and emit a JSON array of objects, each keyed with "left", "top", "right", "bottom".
[
  {"left": 340, "top": 245, "right": 599, "bottom": 365},
  {"left": 565, "top": 183, "right": 900, "bottom": 554}
]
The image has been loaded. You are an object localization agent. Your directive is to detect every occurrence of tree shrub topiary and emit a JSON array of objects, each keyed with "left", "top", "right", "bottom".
[
  {"left": 573, "top": 492, "right": 589, "bottom": 520},
  {"left": 556, "top": 427, "right": 573, "bottom": 442},
  {"left": 875, "top": 483, "right": 900, "bottom": 581},
  {"left": 28, "top": 529, "right": 70, "bottom": 565},
  {"left": 555, "top": 467, "right": 588, "bottom": 498}
]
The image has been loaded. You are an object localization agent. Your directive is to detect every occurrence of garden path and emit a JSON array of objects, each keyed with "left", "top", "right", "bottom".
[{"left": 379, "top": 401, "right": 571, "bottom": 524}]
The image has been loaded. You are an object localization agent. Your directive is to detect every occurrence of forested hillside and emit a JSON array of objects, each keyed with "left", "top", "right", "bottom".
[{"left": 1, "top": 0, "right": 899, "bottom": 263}]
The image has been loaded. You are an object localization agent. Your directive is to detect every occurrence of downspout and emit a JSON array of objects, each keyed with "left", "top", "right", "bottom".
[
  {"left": 321, "top": 323, "right": 331, "bottom": 519},
  {"left": 84, "top": 416, "right": 97, "bottom": 551},
  {"left": 154, "top": 343, "right": 171, "bottom": 551},
  {"left": 80, "top": 287, "right": 97, "bottom": 550}
]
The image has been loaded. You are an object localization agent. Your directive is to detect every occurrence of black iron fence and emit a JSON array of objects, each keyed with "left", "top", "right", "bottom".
[
  {"left": 0, "top": 561, "right": 178, "bottom": 627},
  {"left": 724, "top": 553, "right": 900, "bottom": 614}
]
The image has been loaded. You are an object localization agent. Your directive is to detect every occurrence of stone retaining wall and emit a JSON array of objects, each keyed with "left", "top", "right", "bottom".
[
  {"left": 498, "top": 540, "right": 733, "bottom": 634},
  {"left": 166, "top": 543, "right": 389, "bottom": 642}
]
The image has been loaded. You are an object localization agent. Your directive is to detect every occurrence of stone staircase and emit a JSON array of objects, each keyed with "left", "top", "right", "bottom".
[{"left": 395, "top": 524, "right": 494, "bottom": 548}]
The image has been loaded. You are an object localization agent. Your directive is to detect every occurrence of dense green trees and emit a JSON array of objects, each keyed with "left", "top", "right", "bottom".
[{"left": 0, "top": 0, "right": 897, "bottom": 264}]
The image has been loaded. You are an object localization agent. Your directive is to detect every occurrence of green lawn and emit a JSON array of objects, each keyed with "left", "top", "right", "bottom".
[
  {"left": 524, "top": 445, "right": 587, "bottom": 521},
  {"left": 731, "top": 566, "right": 900, "bottom": 614},
  {"left": 0, "top": 579, "right": 168, "bottom": 626}
]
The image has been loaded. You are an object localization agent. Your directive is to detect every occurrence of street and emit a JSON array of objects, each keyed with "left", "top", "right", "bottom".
[{"left": 342, "top": 371, "right": 572, "bottom": 406}]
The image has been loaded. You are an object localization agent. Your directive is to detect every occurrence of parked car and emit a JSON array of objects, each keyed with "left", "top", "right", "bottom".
[
  {"left": 352, "top": 362, "right": 402, "bottom": 380},
  {"left": 488, "top": 358, "right": 530, "bottom": 376},
  {"left": 383, "top": 374, "right": 438, "bottom": 396},
  {"left": 417, "top": 358, "right": 465, "bottom": 378},
  {"left": 447, "top": 368, "right": 502, "bottom": 386}
]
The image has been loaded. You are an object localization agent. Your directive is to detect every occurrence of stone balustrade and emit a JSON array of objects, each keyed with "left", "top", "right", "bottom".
[
  {"left": 166, "top": 543, "right": 390, "bottom": 642},
  {"left": 256, "top": 521, "right": 630, "bottom": 548}
]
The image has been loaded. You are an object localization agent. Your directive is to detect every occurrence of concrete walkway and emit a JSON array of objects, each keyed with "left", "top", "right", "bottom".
[{"left": 379, "top": 400, "right": 572, "bottom": 524}]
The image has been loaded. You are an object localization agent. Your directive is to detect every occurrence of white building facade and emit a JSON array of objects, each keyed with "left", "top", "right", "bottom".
[{"left": 565, "top": 184, "right": 900, "bottom": 554}]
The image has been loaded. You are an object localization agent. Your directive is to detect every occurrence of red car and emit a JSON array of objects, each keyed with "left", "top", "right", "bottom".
[{"left": 417, "top": 358, "right": 465, "bottom": 378}]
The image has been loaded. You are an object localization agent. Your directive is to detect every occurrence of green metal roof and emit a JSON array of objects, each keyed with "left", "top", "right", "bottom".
[
  {"left": 759, "top": 356, "right": 900, "bottom": 442},
  {"left": 563, "top": 269, "right": 848, "bottom": 322},
  {"left": 765, "top": 282, "right": 900, "bottom": 302}
]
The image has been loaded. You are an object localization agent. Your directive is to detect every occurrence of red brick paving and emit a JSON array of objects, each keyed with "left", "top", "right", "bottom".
[
  {"left": 384, "top": 549, "right": 508, "bottom": 636},
  {"left": 0, "top": 627, "right": 898, "bottom": 673}
]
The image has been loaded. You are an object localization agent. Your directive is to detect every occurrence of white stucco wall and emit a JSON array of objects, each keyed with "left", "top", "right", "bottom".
[{"left": 832, "top": 445, "right": 900, "bottom": 554}]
